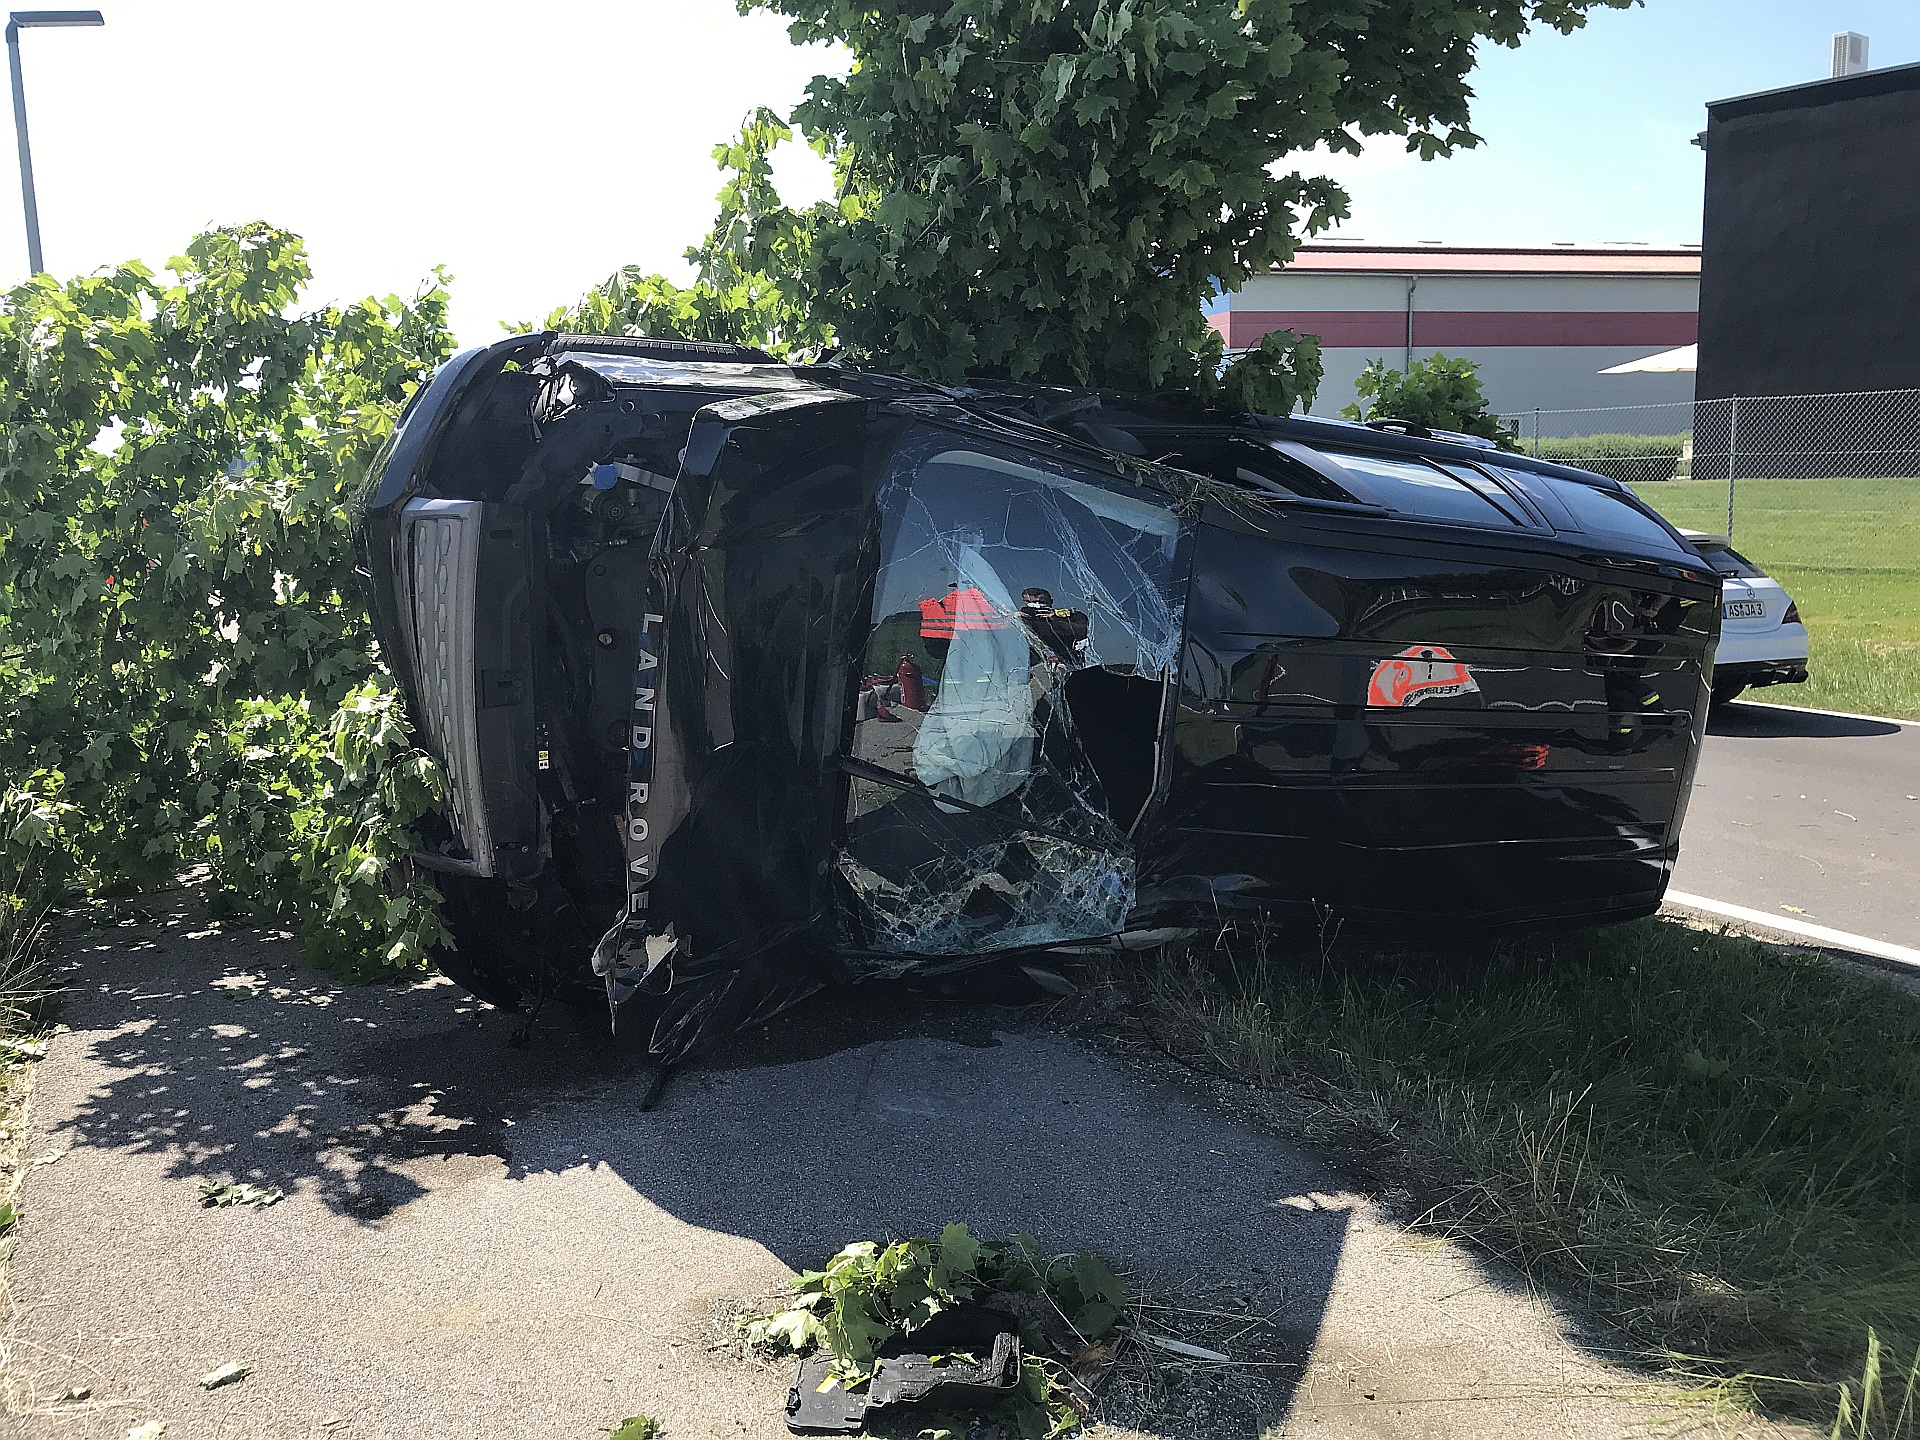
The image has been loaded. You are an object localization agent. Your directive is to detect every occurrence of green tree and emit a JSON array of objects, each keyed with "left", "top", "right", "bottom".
[
  {"left": 551, "top": 0, "right": 1632, "bottom": 413},
  {"left": 1341, "top": 353, "right": 1519, "bottom": 448},
  {"left": 0, "top": 225, "right": 454, "bottom": 976}
]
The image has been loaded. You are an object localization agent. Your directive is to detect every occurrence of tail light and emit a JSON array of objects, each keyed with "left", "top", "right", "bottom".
[{"left": 1782, "top": 600, "right": 1801, "bottom": 625}]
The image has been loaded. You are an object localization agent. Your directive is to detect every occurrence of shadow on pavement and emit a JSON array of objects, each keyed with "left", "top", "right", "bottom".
[
  {"left": 1710, "top": 700, "right": 1902, "bottom": 739},
  {"left": 44, "top": 895, "right": 1353, "bottom": 1436}
]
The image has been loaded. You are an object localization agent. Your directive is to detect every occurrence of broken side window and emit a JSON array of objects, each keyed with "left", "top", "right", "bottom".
[{"left": 838, "top": 428, "right": 1186, "bottom": 958}]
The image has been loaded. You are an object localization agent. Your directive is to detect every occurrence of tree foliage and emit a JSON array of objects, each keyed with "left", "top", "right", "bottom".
[
  {"left": 0, "top": 224, "right": 454, "bottom": 976},
  {"left": 553, "top": 0, "right": 1633, "bottom": 411},
  {"left": 1341, "top": 352, "right": 1519, "bottom": 448}
]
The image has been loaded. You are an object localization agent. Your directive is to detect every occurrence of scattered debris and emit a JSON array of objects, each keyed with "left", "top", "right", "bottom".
[
  {"left": 0, "top": 1036, "right": 47, "bottom": 1060},
  {"left": 1098, "top": 1280, "right": 1299, "bottom": 1438},
  {"left": 199, "top": 1361, "right": 249, "bottom": 1390},
  {"left": 741, "top": 1225, "right": 1124, "bottom": 1436},
  {"left": 197, "top": 1180, "right": 284, "bottom": 1209},
  {"left": 30, "top": 1149, "right": 66, "bottom": 1168},
  {"left": 61, "top": 1384, "right": 92, "bottom": 1401},
  {"left": 608, "top": 1417, "right": 661, "bottom": 1440},
  {"left": 126, "top": 1424, "right": 166, "bottom": 1440},
  {"left": 1137, "top": 1334, "right": 1231, "bottom": 1363},
  {"left": 788, "top": 1305, "right": 1024, "bottom": 1433}
]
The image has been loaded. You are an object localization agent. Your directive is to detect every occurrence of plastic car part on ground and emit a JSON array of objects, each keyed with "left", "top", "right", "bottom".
[
  {"left": 354, "top": 333, "right": 1723, "bottom": 1063},
  {"left": 784, "top": 1306, "right": 1024, "bottom": 1434}
]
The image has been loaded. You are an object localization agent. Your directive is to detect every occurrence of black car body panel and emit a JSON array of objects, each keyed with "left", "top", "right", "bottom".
[{"left": 354, "top": 334, "right": 1720, "bottom": 1057}]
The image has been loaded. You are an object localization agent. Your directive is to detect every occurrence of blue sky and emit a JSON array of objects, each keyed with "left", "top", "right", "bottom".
[
  {"left": 1311, "top": 0, "right": 1920, "bottom": 248},
  {"left": 0, "top": 1, "right": 1912, "bottom": 344}
]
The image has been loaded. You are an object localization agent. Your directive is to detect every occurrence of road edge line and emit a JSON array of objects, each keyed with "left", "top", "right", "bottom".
[
  {"left": 1734, "top": 699, "right": 1920, "bottom": 728},
  {"left": 1664, "top": 890, "right": 1920, "bottom": 972}
]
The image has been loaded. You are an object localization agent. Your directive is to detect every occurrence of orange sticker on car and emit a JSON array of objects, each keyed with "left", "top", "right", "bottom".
[{"left": 1367, "top": 644, "right": 1480, "bottom": 708}]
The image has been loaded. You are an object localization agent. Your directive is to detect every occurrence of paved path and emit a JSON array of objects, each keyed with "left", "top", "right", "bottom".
[
  {"left": 0, "top": 895, "right": 1719, "bottom": 1440},
  {"left": 1672, "top": 702, "right": 1920, "bottom": 953}
]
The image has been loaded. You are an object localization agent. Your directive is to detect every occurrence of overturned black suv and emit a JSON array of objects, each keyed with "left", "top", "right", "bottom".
[{"left": 354, "top": 333, "right": 1718, "bottom": 1058}]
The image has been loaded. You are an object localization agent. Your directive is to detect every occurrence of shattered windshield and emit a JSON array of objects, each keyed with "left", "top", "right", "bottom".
[{"left": 839, "top": 430, "right": 1186, "bottom": 957}]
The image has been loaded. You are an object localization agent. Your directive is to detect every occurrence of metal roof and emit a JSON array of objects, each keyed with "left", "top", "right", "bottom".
[
  {"left": 1279, "top": 245, "right": 1702, "bottom": 276},
  {"left": 1708, "top": 58, "right": 1920, "bottom": 122}
]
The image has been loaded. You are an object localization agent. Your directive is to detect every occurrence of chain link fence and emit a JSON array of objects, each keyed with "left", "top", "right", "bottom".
[
  {"left": 1499, "top": 387, "right": 1920, "bottom": 720},
  {"left": 1499, "top": 386, "right": 1920, "bottom": 535}
]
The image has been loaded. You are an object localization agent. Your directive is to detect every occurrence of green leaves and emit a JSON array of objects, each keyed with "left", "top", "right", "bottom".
[
  {"left": 742, "top": 1226, "right": 1126, "bottom": 1435},
  {"left": 566, "top": 0, "right": 1627, "bottom": 402},
  {"left": 1056, "top": 1252, "right": 1126, "bottom": 1341},
  {"left": 1340, "top": 353, "right": 1520, "bottom": 449},
  {"left": 197, "top": 1180, "right": 285, "bottom": 1209},
  {"left": 1220, "top": 327, "right": 1324, "bottom": 418},
  {"left": 0, "top": 225, "right": 454, "bottom": 982},
  {"left": 931, "top": 1220, "right": 983, "bottom": 1295}
]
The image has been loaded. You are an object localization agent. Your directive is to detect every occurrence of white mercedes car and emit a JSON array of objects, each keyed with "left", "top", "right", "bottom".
[{"left": 1681, "top": 530, "right": 1810, "bottom": 707}]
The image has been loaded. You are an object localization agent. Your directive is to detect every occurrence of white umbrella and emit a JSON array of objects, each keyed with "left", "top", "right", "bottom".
[{"left": 1600, "top": 343, "right": 1696, "bottom": 374}]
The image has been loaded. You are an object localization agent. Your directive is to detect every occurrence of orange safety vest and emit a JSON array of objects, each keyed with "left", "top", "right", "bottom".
[{"left": 917, "top": 586, "right": 1006, "bottom": 641}]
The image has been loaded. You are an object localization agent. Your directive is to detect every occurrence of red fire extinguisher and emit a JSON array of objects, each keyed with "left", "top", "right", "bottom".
[{"left": 896, "top": 654, "right": 926, "bottom": 711}]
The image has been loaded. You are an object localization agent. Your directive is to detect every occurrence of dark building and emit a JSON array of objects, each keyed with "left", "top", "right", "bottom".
[{"left": 1697, "top": 60, "right": 1920, "bottom": 402}]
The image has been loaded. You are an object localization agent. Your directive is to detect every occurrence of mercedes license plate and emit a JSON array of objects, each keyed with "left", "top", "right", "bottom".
[{"left": 1724, "top": 600, "right": 1767, "bottom": 620}]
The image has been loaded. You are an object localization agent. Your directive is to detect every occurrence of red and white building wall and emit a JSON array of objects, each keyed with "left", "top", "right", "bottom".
[{"left": 1207, "top": 245, "right": 1700, "bottom": 433}]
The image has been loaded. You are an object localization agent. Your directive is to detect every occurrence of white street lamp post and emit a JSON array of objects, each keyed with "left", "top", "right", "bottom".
[{"left": 6, "top": 9, "right": 103, "bottom": 276}]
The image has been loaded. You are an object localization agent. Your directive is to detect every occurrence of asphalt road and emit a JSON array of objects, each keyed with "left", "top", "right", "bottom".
[
  {"left": 1671, "top": 701, "right": 1920, "bottom": 952},
  {"left": 0, "top": 892, "right": 1716, "bottom": 1440}
]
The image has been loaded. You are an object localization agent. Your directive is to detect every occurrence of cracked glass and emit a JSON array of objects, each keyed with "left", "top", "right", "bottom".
[{"left": 839, "top": 428, "right": 1185, "bottom": 956}]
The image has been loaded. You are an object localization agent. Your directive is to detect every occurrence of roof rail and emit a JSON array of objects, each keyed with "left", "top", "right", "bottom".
[
  {"left": 1363, "top": 417, "right": 1432, "bottom": 438},
  {"left": 548, "top": 333, "right": 778, "bottom": 365}
]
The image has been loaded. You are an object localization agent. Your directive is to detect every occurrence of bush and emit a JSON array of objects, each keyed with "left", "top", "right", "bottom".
[
  {"left": 1533, "top": 432, "right": 1687, "bottom": 484},
  {"left": 1341, "top": 353, "right": 1518, "bottom": 448},
  {"left": 0, "top": 225, "right": 453, "bottom": 977}
]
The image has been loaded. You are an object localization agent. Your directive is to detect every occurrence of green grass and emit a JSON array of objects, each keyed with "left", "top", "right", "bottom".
[
  {"left": 1536, "top": 432, "right": 1688, "bottom": 484},
  {"left": 1630, "top": 476, "right": 1920, "bottom": 719},
  {"left": 1, "top": 849, "right": 56, "bottom": 1264},
  {"left": 1105, "top": 918, "right": 1920, "bottom": 1433}
]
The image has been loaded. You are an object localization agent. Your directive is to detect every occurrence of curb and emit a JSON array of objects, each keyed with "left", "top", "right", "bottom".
[
  {"left": 1733, "top": 699, "right": 1920, "bottom": 728},
  {"left": 1663, "top": 890, "right": 1920, "bottom": 978}
]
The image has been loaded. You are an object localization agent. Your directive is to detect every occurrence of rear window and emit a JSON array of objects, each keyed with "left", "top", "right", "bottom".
[
  {"left": 1324, "top": 451, "right": 1523, "bottom": 527},
  {"left": 1487, "top": 466, "right": 1688, "bottom": 555},
  {"left": 1693, "top": 543, "right": 1763, "bottom": 579},
  {"left": 1541, "top": 478, "right": 1686, "bottom": 551}
]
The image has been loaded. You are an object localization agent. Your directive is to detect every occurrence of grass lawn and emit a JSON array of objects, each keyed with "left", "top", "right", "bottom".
[
  {"left": 1106, "top": 919, "right": 1920, "bottom": 1434},
  {"left": 1629, "top": 476, "right": 1920, "bottom": 719}
]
